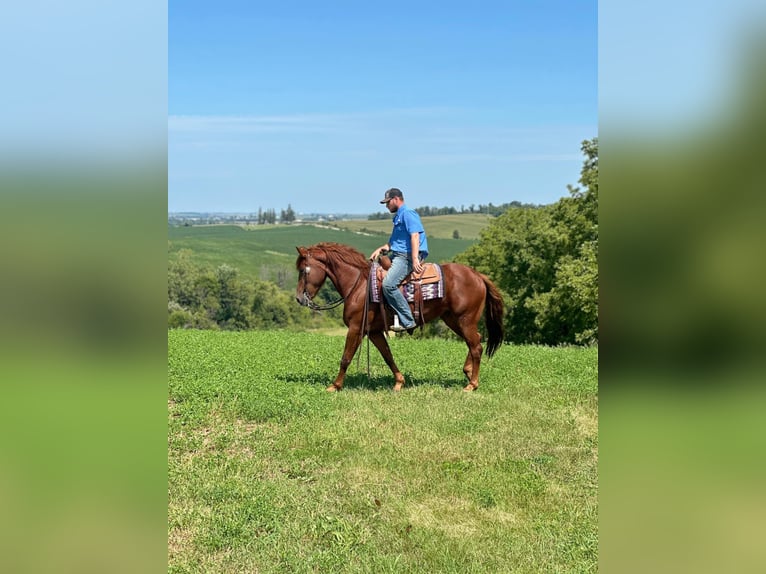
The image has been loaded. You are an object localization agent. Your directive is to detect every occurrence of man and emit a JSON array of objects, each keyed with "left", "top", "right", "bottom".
[{"left": 369, "top": 188, "right": 429, "bottom": 332}]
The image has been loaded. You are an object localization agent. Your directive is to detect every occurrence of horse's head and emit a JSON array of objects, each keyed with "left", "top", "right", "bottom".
[{"left": 295, "top": 246, "right": 329, "bottom": 307}]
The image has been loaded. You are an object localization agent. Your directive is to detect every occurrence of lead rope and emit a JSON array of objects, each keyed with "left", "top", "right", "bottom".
[{"left": 355, "top": 262, "right": 373, "bottom": 383}]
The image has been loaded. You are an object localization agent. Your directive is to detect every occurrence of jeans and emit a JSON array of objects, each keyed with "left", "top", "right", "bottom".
[{"left": 382, "top": 251, "right": 424, "bottom": 327}]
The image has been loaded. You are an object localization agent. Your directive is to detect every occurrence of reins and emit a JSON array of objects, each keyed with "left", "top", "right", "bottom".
[
  {"left": 303, "top": 293, "right": 346, "bottom": 311},
  {"left": 356, "top": 267, "right": 372, "bottom": 381},
  {"left": 301, "top": 257, "right": 364, "bottom": 311}
]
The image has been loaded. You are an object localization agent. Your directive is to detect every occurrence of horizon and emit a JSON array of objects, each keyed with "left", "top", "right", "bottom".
[{"left": 168, "top": 199, "right": 545, "bottom": 217}]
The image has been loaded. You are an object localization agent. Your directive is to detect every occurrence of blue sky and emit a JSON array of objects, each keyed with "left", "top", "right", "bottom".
[{"left": 169, "top": 1, "right": 597, "bottom": 214}]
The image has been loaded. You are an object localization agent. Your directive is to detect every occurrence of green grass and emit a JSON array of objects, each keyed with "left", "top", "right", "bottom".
[
  {"left": 168, "top": 224, "right": 476, "bottom": 284},
  {"left": 169, "top": 330, "right": 598, "bottom": 573}
]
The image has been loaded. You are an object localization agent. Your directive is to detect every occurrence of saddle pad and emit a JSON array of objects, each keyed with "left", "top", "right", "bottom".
[{"left": 370, "top": 262, "right": 444, "bottom": 303}]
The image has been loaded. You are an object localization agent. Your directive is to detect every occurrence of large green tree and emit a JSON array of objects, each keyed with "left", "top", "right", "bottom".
[{"left": 458, "top": 138, "right": 598, "bottom": 345}]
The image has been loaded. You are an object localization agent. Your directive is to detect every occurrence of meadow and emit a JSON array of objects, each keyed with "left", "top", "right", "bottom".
[
  {"left": 168, "top": 329, "right": 598, "bottom": 573},
  {"left": 328, "top": 213, "right": 494, "bottom": 240}
]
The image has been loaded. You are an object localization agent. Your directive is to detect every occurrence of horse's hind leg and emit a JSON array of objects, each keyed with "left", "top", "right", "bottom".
[
  {"left": 461, "top": 330, "right": 483, "bottom": 391},
  {"left": 442, "top": 314, "right": 483, "bottom": 391},
  {"left": 461, "top": 354, "right": 474, "bottom": 382},
  {"left": 369, "top": 331, "right": 406, "bottom": 391}
]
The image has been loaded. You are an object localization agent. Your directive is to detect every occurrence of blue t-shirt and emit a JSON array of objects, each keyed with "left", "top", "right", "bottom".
[{"left": 388, "top": 204, "right": 429, "bottom": 257}]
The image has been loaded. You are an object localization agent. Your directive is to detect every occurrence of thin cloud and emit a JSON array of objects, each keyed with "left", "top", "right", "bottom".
[
  {"left": 168, "top": 114, "right": 340, "bottom": 134},
  {"left": 169, "top": 111, "right": 593, "bottom": 165},
  {"left": 409, "top": 153, "right": 581, "bottom": 165},
  {"left": 168, "top": 107, "right": 468, "bottom": 134}
]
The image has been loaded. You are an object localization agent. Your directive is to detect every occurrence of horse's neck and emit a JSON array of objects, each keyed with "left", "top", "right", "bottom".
[{"left": 326, "top": 261, "right": 364, "bottom": 297}]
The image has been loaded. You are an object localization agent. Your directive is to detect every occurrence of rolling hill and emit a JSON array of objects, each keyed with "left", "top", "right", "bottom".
[{"left": 168, "top": 221, "right": 481, "bottom": 285}]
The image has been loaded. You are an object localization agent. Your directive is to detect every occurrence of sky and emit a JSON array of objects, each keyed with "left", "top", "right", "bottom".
[{"left": 168, "top": 1, "right": 597, "bottom": 215}]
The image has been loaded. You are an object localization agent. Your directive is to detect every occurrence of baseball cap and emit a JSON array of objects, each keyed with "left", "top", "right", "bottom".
[{"left": 379, "top": 188, "right": 403, "bottom": 204}]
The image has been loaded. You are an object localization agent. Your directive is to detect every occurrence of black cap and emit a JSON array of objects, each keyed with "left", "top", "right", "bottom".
[{"left": 379, "top": 188, "right": 403, "bottom": 204}]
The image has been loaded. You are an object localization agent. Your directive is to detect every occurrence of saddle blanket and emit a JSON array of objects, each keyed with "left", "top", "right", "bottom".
[{"left": 370, "top": 262, "right": 444, "bottom": 303}]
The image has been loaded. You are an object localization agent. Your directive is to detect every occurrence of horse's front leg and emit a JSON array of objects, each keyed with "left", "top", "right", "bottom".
[
  {"left": 368, "top": 331, "right": 406, "bottom": 391},
  {"left": 327, "top": 328, "right": 363, "bottom": 392}
]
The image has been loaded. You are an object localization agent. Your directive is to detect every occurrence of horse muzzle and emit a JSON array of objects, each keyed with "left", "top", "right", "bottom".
[{"left": 297, "top": 291, "right": 312, "bottom": 307}]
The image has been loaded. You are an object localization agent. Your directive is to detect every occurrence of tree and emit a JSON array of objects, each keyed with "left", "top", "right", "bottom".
[
  {"left": 168, "top": 250, "right": 331, "bottom": 331},
  {"left": 283, "top": 204, "right": 296, "bottom": 224},
  {"left": 214, "top": 264, "right": 254, "bottom": 329},
  {"left": 251, "top": 281, "right": 291, "bottom": 328},
  {"left": 457, "top": 138, "right": 598, "bottom": 345},
  {"left": 168, "top": 249, "right": 199, "bottom": 309}
]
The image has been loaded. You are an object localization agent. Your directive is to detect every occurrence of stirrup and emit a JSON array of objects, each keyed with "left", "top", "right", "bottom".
[{"left": 391, "top": 315, "right": 413, "bottom": 332}]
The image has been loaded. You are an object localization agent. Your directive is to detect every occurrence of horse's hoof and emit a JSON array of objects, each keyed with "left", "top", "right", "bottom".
[
  {"left": 393, "top": 382, "right": 404, "bottom": 392},
  {"left": 326, "top": 385, "right": 341, "bottom": 392},
  {"left": 462, "top": 383, "right": 477, "bottom": 392}
]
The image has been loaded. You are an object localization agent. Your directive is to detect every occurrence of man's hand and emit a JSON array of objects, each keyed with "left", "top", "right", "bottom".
[{"left": 412, "top": 257, "right": 423, "bottom": 274}]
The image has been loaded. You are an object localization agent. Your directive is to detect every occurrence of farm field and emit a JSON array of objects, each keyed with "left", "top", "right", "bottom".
[
  {"left": 329, "top": 213, "right": 494, "bottom": 240},
  {"left": 168, "top": 223, "right": 476, "bottom": 284},
  {"left": 168, "top": 329, "right": 598, "bottom": 573}
]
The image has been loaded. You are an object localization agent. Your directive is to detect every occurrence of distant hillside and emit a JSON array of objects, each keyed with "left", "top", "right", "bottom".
[
  {"left": 328, "top": 213, "right": 493, "bottom": 240},
  {"left": 168, "top": 224, "right": 476, "bottom": 285}
]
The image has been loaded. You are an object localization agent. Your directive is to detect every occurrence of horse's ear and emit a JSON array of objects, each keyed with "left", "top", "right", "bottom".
[{"left": 296, "top": 246, "right": 306, "bottom": 255}]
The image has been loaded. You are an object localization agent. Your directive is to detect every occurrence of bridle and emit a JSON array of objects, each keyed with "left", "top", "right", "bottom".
[{"left": 299, "top": 252, "right": 366, "bottom": 311}]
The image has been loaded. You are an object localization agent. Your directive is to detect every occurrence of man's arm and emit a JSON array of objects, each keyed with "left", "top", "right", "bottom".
[
  {"left": 410, "top": 232, "right": 423, "bottom": 273},
  {"left": 369, "top": 242, "right": 390, "bottom": 261}
]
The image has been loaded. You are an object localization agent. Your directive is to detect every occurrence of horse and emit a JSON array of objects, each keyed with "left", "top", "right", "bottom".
[{"left": 295, "top": 242, "right": 504, "bottom": 392}]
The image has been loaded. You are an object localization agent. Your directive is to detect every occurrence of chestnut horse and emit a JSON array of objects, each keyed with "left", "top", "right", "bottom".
[{"left": 295, "top": 242, "right": 504, "bottom": 392}]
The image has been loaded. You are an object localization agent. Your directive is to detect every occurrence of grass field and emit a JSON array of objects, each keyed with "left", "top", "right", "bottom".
[
  {"left": 329, "top": 214, "right": 494, "bottom": 240},
  {"left": 168, "top": 330, "right": 598, "bottom": 573},
  {"left": 168, "top": 224, "right": 476, "bottom": 284}
]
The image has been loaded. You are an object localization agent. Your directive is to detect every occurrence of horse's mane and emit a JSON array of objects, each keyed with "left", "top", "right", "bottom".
[{"left": 311, "top": 242, "right": 368, "bottom": 271}]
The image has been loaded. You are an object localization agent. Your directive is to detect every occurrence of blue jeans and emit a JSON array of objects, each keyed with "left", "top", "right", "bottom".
[{"left": 382, "top": 251, "right": 424, "bottom": 327}]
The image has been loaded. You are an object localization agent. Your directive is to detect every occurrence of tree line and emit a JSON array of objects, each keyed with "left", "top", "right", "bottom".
[
  {"left": 255, "top": 204, "right": 296, "bottom": 225},
  {"left": 368, "top": 201, "right": 540, "bottom": 220},
  {"left": 168, "top": 249, "right": 343, "bottom": 331}
]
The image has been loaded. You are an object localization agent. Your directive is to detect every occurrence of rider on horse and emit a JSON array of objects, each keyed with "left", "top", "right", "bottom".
[{"left": 368, "top": 188, "right": 429, "bottom": 332}]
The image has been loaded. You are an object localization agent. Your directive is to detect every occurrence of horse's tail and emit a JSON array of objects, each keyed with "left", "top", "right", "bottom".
[{"left": 481, "top": 274, "right": 505, "bottom": 358}]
